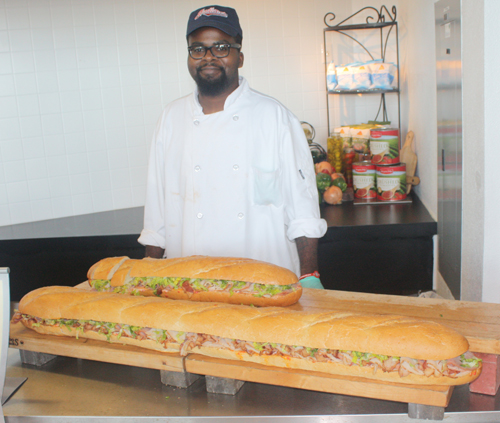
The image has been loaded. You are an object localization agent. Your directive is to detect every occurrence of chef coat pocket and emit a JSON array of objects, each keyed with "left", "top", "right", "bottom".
[{"left": 252, "top": 167, "right": 282, "bottom": 207}]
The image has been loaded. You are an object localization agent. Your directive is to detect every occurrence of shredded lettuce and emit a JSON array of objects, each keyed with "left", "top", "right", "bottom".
[
  {"left": 91, "top": 279, "right": 111, "bottom": 290},
  {"left": 252, "top": 342, "right": 264, "bottom": 351},
  {"left": 91, "top": 276, "right": 296, "bottom": 298},
  {"left": 460, "top": 354, "right": 482, "bottom": 368},
  {"left": 306, "top": 347, "right": 319, "bottom": 357}
]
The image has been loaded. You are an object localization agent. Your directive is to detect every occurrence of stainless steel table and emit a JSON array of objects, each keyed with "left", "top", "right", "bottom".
[{"left": 3, "top": 349, "right": 500, "bottom": 422}]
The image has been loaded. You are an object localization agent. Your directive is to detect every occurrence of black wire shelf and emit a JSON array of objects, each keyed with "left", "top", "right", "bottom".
[{"left": 328, "top": 89, "right": 399, "bottom": 95}]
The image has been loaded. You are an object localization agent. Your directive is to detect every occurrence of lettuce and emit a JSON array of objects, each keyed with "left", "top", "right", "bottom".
[
  {"left": 460, "top": 354, "right": 482, "bottom": 368},
  {"left": 306, "top": 347, "right": 319, "bottom": 357},
  {"left": 92, "top": 279, "right": 111, "bottom": 290},
  {"left": 252, "top": 342, "right": 264, "bottom": 351}
]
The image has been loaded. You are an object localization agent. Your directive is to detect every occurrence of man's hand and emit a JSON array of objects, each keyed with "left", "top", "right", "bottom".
[{"left": 145, "top": 245, "right": 165, "bottom": 259}]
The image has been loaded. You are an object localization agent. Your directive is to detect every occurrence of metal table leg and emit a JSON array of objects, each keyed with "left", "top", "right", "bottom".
[
  {"left": 19, "top": 350, "right": 57, "bottom": 366},
  {"left": 160, "top": 370, "right": 201, "bottom": 388},
  {"left": 408, "top": 403, "right": 445, "bottom": 420},
  {"left": 205, "top": 375, "right": 245, "bottom": 395}
]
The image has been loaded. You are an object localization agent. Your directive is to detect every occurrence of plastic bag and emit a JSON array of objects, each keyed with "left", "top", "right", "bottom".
[{"left": 326, "top": 62, "right": 338, "bottom": 92}]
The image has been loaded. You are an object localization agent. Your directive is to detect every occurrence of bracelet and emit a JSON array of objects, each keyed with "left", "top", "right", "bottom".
[{"left": 299, "top": 271, "right": 320, "bottom": 280}]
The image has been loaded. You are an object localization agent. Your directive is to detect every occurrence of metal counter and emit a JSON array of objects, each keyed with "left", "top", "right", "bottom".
[{"left": 3, "top": 349, "right": 500, "bottom": 422}]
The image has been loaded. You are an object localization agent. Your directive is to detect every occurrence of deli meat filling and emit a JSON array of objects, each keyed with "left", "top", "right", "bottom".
[{"left": 13, "top": 312, "right": 481, "bottom": 379}]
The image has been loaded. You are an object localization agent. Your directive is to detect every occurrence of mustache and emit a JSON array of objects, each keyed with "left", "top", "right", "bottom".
[{"left": 197, "top": 63, "right": 224, "bottom": 71}]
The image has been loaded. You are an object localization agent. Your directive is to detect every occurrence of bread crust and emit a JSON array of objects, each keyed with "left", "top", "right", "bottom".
[
  {"left": 19, "top": 286, "right": 469, "bottom": 361},
  {"left": 192, "top": 346, "right": 480, "bottom": 386},
  {"left": 87, "top": 256, "right": 129, "bottom": 281},
  {"left": 92, "top": 256, "right": 298, "bottom": 286}
]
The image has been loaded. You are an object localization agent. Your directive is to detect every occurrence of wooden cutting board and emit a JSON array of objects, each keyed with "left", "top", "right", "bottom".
[
  {"left": 185, "top": 354, "right": 454, "bottom": 407},
  {"left": 11, "top": 288, "right": 496, "bottom": 407},
  {"left": 290, "top": 289, "right": 500, "bottom": 354},
  {"left": 400, "top": 131, "right": 418, "bottom": 194}
]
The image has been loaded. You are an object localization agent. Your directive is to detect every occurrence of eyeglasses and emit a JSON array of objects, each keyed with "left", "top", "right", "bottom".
[{"left": 188, "top": 43, "right": 241, "bottom": 60}]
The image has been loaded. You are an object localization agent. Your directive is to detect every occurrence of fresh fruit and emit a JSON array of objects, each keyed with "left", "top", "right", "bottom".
[
  {"left": 323, "top": 186, "right": 343, "bottom": 205},
  {"left": 330, "top": 173, "right": 345, "bottom": 181},
  {"left": 315, "top": 161, "right": 334, "bottom": 175}
]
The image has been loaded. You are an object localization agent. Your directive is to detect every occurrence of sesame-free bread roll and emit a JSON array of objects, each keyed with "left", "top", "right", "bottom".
[
  {"left": 14, "top": 286, "right": 482, "bottom": 386},
  {"left": 86, "top": 256, "right": 302, "bottom": 307}
]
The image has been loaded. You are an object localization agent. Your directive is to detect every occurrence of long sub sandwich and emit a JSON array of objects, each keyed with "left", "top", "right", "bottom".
[
  {"left": 13, "top": 286, "right": 482, "bottom": 386},
  {"left": 86, "top": 256, "right": 301, "bottom": 307}
]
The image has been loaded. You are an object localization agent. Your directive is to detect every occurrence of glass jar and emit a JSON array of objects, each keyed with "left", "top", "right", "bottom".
[{"left": 327, "top": 132, "right": 344, "bottom": 173}]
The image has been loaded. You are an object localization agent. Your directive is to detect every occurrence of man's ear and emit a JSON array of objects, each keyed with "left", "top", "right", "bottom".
[{"left": 238, "top": 52, "right": 244, "bottom": 68}]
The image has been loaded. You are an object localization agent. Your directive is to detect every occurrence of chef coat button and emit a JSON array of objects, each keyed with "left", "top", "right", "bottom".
[
  {"left": 193, "top": 119, "right": 200, "bottom": 126},
  {"left": 233, "top": 115, "right": 239, "bottom": 121},
  {"left": 233, "top": 164, "right": 239, "bottom": 171},
  {"left": 194, "top": 165, "right": 201, "bottom": 172},
  {"left": 237, "top": 212, "right": 244, "bottom": 219},
  {"left": 197, "top": 213, "right": 203, "bottom": 219}
]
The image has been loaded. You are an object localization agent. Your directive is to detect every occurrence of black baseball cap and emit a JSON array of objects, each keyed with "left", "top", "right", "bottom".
[{"left": 186, "top": 5, "right": 243, "bottom": 39}]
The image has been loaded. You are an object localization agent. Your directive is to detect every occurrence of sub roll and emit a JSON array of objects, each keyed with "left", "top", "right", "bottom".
[
  {"left": 13, "top": 286, "right": 482, "bottom": 386},
  {"left": 86, "top": 256, "right": 301, "bottom": 307}
]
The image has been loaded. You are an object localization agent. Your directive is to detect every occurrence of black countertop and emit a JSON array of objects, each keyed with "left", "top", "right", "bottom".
[
  {"left": 320, "top": 193, "right": 437, "bottom": 242},
  {"left": 0, "top": 194, "right": 436, "bottom": 242}
]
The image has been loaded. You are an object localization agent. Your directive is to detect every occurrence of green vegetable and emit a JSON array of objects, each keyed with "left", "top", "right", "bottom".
[
  {"left": 331, "top": 177, "right": 347, "bottom": 192},
  {"left": 92, "top": 279, "right": 111, "bottom": 290},
  {"left": 306, "top": 347, "right": 319, "bottom": 357},
  {"left": 252, "top": 342, "right": 264, "bottom": 351},
  {"left": 316, "top": 173, "right": 332, "bottom": 193},
  {"left": 460, "top": 354, "right": 482, "bottom": 368}
]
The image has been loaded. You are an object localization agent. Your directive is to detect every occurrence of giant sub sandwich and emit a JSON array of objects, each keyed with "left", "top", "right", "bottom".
[
  {"left": 86, "top": 256, "right": 301, "bottom": 307},
  {"left": 13, "top": 286, "right": 482, "bottom": 386}
]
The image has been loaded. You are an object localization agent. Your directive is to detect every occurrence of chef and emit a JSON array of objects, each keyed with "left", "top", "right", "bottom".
[{"left": 138, "top": 5, "right": 327, "bottom": 289}]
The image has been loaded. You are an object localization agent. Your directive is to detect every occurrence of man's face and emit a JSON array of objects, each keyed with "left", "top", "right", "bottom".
[{"left": 187, "top": 27, "right": 243, "bottom": 97}]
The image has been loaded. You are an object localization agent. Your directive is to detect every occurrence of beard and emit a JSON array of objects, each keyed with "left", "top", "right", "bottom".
[{"left": 193, "top": 64, "right": 231, "bottom": 97}]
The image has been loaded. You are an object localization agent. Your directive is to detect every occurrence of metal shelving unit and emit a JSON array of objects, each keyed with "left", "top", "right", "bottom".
[{"left": 323, "top": 6, "right": 401, "bottom": 144}]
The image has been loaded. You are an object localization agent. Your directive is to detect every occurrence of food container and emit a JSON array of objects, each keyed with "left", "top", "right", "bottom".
[
  {"left": 343, "top": 148, "right": 356, "bottom": 187},
  {"left": 376, "top": 163, "right": 407, "bottom": 201},
  {"left": 353, "top": 161, "right": 376, "bottom": 200},
  {"left": 351, "top": 128, "right": 370, "bottom": 156},
  {"left": 370, "top": 128, "right": 400, "bottom": 164},
  {"left": 327, "top": 132, "right": 344, "bottom": 173}
]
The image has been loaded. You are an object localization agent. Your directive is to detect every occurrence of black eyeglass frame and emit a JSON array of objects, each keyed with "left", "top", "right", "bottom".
[{"left": 187, "top": 43, "right": 242, "bottom": 59}]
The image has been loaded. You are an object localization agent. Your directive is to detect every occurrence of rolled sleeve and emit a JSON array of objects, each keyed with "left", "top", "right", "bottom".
[
  {"left": 137, "top": 229, "right": 166, "bottom": 249},
  {"left": 281, "top": 112, "right": 327, "bottom": 241},
  {"left": 287, "top": 217, "right": 328, "bottom": 240}
]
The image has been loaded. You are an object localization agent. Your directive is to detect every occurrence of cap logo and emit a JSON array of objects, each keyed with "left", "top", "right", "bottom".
[{"left": 194, "top": 7, "right": 228, "bottom": 20}]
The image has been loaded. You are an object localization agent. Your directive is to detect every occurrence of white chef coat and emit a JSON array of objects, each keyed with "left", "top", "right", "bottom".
[{"left": 138, "top": 77, "right": 327, "bottom": 276}]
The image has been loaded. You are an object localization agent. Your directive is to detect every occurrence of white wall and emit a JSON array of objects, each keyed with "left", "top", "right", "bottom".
[
  {"left": 397, "top": 0, "right": 437, "bottom": 219},
  {"left": 482, "top": 0, "right": 500, "bottom": 303},
  {"left": 0, "top": 0, "right": 352, "bottom": 226}
]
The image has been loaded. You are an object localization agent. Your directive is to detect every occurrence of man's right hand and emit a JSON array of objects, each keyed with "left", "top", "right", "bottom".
[{"left": 145, "top": 245, "right": 165, "bottom": 258}]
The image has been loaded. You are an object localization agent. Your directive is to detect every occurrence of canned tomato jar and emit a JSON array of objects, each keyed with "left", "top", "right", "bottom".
[
  {"left": 370, "top": 128, "right": 400, "bottom": 165},
  {"left": 376, "top": 163, "right": 407, "bottom": 201},
  {"left": 353, "top": 161, "right": 376, "bottom": 200}
]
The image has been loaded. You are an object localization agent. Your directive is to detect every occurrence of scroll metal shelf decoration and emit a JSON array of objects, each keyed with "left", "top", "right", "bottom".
[
  {"left": 324, "top": 5, "right": 397, "bottom": 29},
  {"left": 322, "top": 5, "right": 400, "bottom": 132},
  {"left": 323, "top": 5, "right": 398, "bottom": 67}
]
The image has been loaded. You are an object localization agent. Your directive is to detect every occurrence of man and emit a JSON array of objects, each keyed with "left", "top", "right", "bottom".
[{"left": 138, "top": 5, "right": 327, "bottom": 289}]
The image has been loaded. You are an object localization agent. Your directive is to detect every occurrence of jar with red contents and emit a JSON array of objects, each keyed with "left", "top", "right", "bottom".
[{"left": 343, "top": 148, "right": 356, "bottom": 187}]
